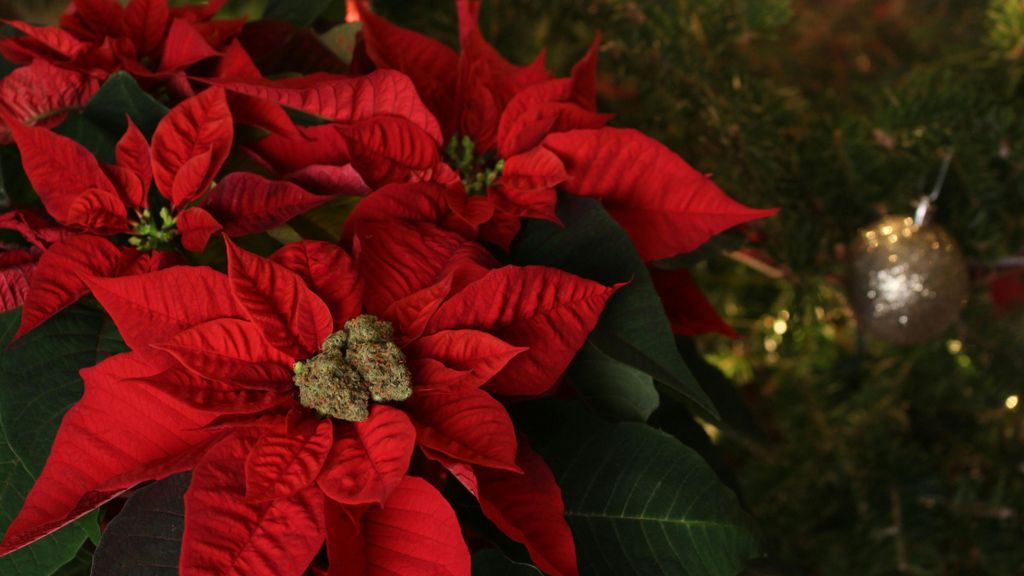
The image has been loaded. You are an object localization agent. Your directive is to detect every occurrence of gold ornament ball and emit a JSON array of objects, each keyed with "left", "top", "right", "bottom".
[{"left": 849, "top": 215, "right": 969, "bottom": 345}]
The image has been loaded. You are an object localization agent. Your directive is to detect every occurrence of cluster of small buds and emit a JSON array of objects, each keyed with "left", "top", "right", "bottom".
[
  {"left": 293, "top": 314, "right": 413, "bottom": 421},
  {"left": 443, "top": 134, "right": 505, "bottom": 196},
  {"left": 129, "top": 207, "right": 177, "bottom": 251}
]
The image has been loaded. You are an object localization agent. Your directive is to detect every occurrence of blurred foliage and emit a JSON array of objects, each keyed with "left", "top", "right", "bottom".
[{"left": 374, "top": 1, "right": 1024, "bottom": 574}]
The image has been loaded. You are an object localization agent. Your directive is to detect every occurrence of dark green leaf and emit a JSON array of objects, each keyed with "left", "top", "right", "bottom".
[
  {"left": 512, "top": 195, "right": 718, "bottom": 419},
  {"left": 52, "top": 543, "right": 94, "bottom": 576},
  {"left": 53, "top": 113, "right": 118, "bottom": 164},
  {"left": 0, "top": 305, "right": 126, "bottom": 576},
  {"left": 83, "top": 72, "right": 169, "bottom": 138},
  {"left": 92, "top": 473, "right": 190, "bottom": 576},
  {"left": 522, "top": 401, "right": 760, "bottom": 575},
  {"left": 567, "top": 342, "right": 659, "bottom": 422},
  {"left": 472, "top": 549, "right": 543, "bottom": 575},
  {"left": 264, "top": 0, "right": 334, "bottom": 27}
]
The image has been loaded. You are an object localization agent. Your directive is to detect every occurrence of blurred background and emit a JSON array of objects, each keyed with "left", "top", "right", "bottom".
[{"left": 7, "top": 0, "right": 1024, "bottom": 574}]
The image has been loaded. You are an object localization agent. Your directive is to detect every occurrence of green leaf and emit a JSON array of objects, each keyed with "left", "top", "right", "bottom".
[
  {"left": 568, "top": 342, "right": 659, "bottom": 422},
  {"left": 264, "top": 0, "right": 334, "bottom": 27},
  {"left": 83, "top": 72, "right": 169, "bottom": 138},
  {"left": 471, "top": 549, "right": 543, "bottom": 575},
  {"left": 522, "top": 401, "right": 760, "bottom": 575},
  {"left": 0, "top": 304, "right": 127, "bottom": 576},
  {"left": 53, "top": 113, "right": 118, "bottom": 164},
  {"left": 52, "top": 544, "right": 94, "bottom": 576},
  {"left": 512, "top": 195, "right": 718, "bottom": 419},
  {"left": 92, "top": 473, "right": 190, "bottom": 576}
]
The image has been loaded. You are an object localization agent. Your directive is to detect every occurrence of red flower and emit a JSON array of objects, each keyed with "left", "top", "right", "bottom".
[
  {"left": 0, "top": 219, "right": 616, "bottom": 575},
  {"left": 0, "top": 0, "right": 243, "bottom": 87},
  {"left": 353, "top": 0, "right": 778, "bottom": 258}
]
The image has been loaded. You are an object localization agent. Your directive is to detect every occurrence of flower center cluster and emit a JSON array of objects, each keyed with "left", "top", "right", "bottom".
[
  {"left": 292, "top": 314, "right": 412, "bottom": 422},
  {"left": 129, "top": 207, "right": 178, "bottom": 251},
  {"left": 444, "top": 134, "right": 505, "bottom": 196}
]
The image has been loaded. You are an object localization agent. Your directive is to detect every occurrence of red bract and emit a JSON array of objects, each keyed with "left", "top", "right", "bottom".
[
  {"left": 0, "top": 220, "right": 614, "bottom": 575},
  {"left": 353, "top": 0, "right": 777, "bottom": 257},
  {"left": 0, "top": 0, "right": 241, "bottom": 84}
]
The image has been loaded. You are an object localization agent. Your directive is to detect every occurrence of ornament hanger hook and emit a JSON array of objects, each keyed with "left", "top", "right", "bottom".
[{"left": 915, "top": 148, "right": 955, "bottom": 226}]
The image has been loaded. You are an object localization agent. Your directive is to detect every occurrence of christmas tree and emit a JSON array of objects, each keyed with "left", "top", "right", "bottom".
[{"left": 371, "top": 0, "right": 1024, "bottom": 573}]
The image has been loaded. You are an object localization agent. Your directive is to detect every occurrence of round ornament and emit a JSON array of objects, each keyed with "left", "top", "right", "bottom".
[{"left": 849, "top": 214, "right": 969, "bottom": 344}]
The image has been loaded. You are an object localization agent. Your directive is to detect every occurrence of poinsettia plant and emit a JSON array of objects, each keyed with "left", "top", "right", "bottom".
[{"left": 0, "top": 1, "right": 775, "bottom": 575}]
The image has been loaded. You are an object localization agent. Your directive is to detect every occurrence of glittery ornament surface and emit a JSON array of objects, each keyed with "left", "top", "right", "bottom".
[{"left": 849, "top": 215, "right": 969, "bottom": 344}]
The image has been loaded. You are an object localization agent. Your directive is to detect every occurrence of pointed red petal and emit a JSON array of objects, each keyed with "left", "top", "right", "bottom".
[
  {"left": 65, "top": 187, "right": 130, "bottom": 234},
  {"left": 474, "top": 441, "right": 578, "bottom": 576},
  {"left": 5, "top": 119, "right": 120, "bottom": 229},
  {"left": 177, "top": 206, "right": 223, "bottom": 252},
  {"left": 650, "top": 267, "right": 739, "bottom": 339},
  {"left": 0, "top": 351, "right": 218, "bottom": 555},
  {"left": 114, "top": 119, "right": 152, "bottom": 207},
  {"left": 317, "top": 405, "right": 414, "bottom": 505},
  {"left": 245, "top": 418, "right": 333, "bottom": 502},
  {"left": 404, "top": 386, "right": 517, "bottom": 471},
  {"left": 201, "top": 173, "right": 342, "bottom": 237},
  {"left": 128, "top": 364, "right": 284, "bottom": 414},
  {"left": 0, "top": 60, "right": 99, "bottom": 134},
  {"left": 0, "top": 21, "right": 87, "bottom": 64},
  {"left": 343, "top": 182, "right": 475, "bottom": 243},
  {"left": 61, "top": 0, "right": 126, "bottom": 40},
  {"left": 225, "top": 238, "right": 333, "bottom": 358},
  {"left": 428, "top": 266, "right": 616, "bottom": 396},
  {"left": 544, "top": 128, "right": 779, "bottom": 260},
  {"left": 84, "top": 265, "right": 245, "bottom": 350},
  {"left": 124, "top": 0, "right": 170, "bottom": 58},
  {"left": 569, "top": 34, "right": 600, "bottom": 111},
  {"left": 270, "top": 241, "right": 364, "bottom": 329},
  {"left": 0, "top": 249, "right": 34, "bottom": 312},
  {"left": 212, "top": 70, "right": 442, "bottom": 143},
  {"left": 158, "top": 17, "right": 218, "bottom": 72},
  {"left": 383, "top": 276, "right": 453, "bottom": 344},
  {"left": 13, "top": 235, "right": 121, "bottom": 341},
  {"left": 154, "top": 317, "right": 296, "bottom": 389},
  {"left": 169, "top": 147, "right": 213, "bottom": 207},
  {"left": 355, "top": 220, "right": 495, "bottom": 317},
  {"left": 150, "top": 86, "right": 233, "bottom": 205},
  {"left": 342, "top": 115, "right": 441, "bottom": 175},
  {"left": 325, "top": 476, "right": 470, "bottom": 576},
  {"left": 183, "top": 429, "right": 326, "bottom": 576},
  {"left": 494, "top": 147, "right": 566, "bottom": 220},
  {"left": 407, "top": 329, "right": 526, "bottom": 390},
  {"left": 356, "top": 2, "right": 459, "bottom": 136}
]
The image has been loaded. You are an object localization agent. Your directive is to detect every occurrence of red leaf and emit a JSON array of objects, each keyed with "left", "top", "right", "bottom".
[
  {"left": 244, "top": 124, "right": 350, "bottom": 176},
  {"left": 245, "top": 418, "right": 333, "bottom": 502},
  {"left": 170, "top": 147, "right": 213, "bottom": 207},
  {"left": 270, "top": 241, "right": 364, "bottom": 329},
  {"left": 177, "top": 206, "right": 223, "bottom": 252},
  {"left": 124, "top": 0, "right": 170, "bottom": 58},
  {"left": 200, "top": 173, "right": 341, "bottom": 237},
  {"left": 403, "top": 386, "right": 518, "bottom": 471},
  {"left": 343, "top": 182, "right": 476, "bottom": 243},
  {"left": 113, "top": 119, "right": 152, "bottom": 206},
  {"left": 428, "top": 265, "right": 616, "bottom": 396},
  {"left": 569, "top": 34, "right": 600, "bottom": 111},
  {"left": 342, "top": 115, "right": 441, "bottom": 174},
  {"left": 325, "top": 476, "right": 470, "bottom": 576},
  {"left": 407, "top": 329, "right": 526, "bottom": 390},
  {"left": 154, "top": 317, "right": 297, "bottom": 389},
  {"left": 13, "top": 235, "right": 121, "bottom": 342},
  {"left": 128, "top": 364, "right": 284, "bottom": 415},
  {"left": 543, "top": 128, "right": 779, "bottom": 260},
  {"left": 474, "top": 441, "right": 578, "bottom": 576},
  {"left": 317, "top": 405, "right": 414, "bottom": 505},
  {"left": 5, "top": 119, "right": 122, "bottom": 230},
  {"left": 494, "top": 147, "right": 566, "bottom": 220},
  {"left": 0, "top": 209, "right": 71, "bottom": 250},
  {"left": 159, "top": 17, "right": 218, "bottom": 73},
  {"left": 382, "top": 275, "right": 453, "bottom": 343},
  {"left": 150, "top": 86, "right": 233, "bottom": 206},
  {"left": 225, "top": 238, "right": 333, "bottom": 359},
  {"left": 61, "top": 0, "right": 126, "bottom": 40},
  {"left": 0, "top": 21, "right": 88, "bottom": 65},
  {"left": 0, "top": 351, "right": 218, "bottom": 555},
  {"left": 212, "top": 70, "right": 442, "bottom": 143},
  {"left": 64, "top": 187, "right": 129, "bottom": 234},
  {"left": 183, "top": 429, "right": 326, "bottom": 576},
  {"left": 355, "top": 220, "right": 495, "bottom": 317},
  {"left": 84, "top": 265, "right": 245, "bottom": 350},
  {"left": 285, "top": 163, "right": 369, "bottom": 196},
  {"left": 356, "top": 2, "right": 459, "bottom": 136},
  {"left": 0, "top": 249, "right": 35, "bottom": 312},
  {"left": 650, "top": 267, "right": 739, "bottom": 339},
  {"left": 0, "top": 60, "right": 100, "bottom": 136},
  {"left": 496, "top": 79, "right": 610, "bottom": 158}
]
